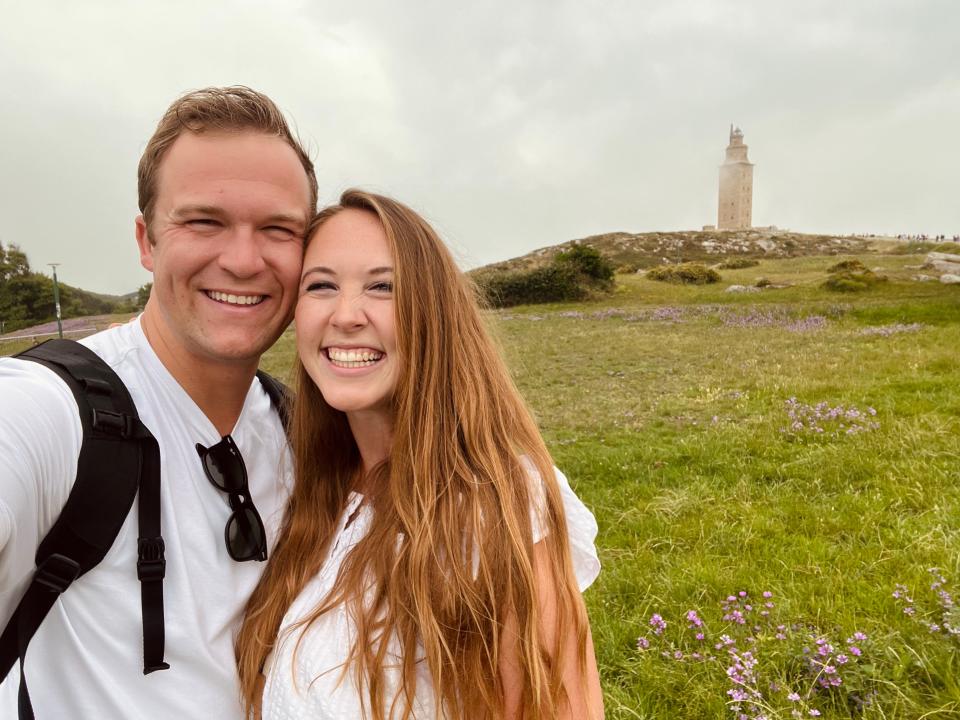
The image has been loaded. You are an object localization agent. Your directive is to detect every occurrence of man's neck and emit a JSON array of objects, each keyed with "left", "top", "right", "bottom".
[{"left": 139, "top": 309, "right": 258, "bottom": 436}]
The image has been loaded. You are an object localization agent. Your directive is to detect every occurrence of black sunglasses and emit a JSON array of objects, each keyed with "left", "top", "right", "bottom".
[{"left": 195, "top": 435, "right": 267, "bottom": 562}]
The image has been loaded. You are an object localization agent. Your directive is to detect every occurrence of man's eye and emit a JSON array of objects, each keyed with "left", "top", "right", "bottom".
[
  {"left": 265, "top": 226, "right": 296, "bottom": 239},
  {"left": 187, "top": 219, "right": 220, "bottom": 228}
]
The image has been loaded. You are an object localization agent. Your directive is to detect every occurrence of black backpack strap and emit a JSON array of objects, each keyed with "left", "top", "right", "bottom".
[
  {"left": 256, "top": 369, "right": 291, "bottom": 433},
  {"left": 0, "top": 340, "right": 168, "bottom": 713}
]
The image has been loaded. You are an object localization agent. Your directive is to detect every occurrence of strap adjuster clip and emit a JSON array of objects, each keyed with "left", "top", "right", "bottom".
[
  {"left": 91, "top": 408, "right": 134, "bottom": 438},
  {"left": 35, "top": 553, "right": 81, "bottom": 593},
  {"left": 137, "top": 537, "right": 166, "bottom": 582}
]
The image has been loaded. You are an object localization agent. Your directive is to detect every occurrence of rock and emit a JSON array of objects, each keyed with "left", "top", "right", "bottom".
[
  {"left": 913, "top": 274, "right": 935, "bottom": 282},
  {"left": 725, "top": 285, "right": 761, "bottom": 293},
  {"left": 924, "top": 252, "right": 960, "bottom": 274},
  {"left": 927, "top": 252, "right": 960, "bottom": 263},
  {"left": 940, "top": 274, "right": 960, "bottom": 284},
  {"left": 756, "top": 239, "right": 775, "bottom": 252},
  {"left": 927, "top": 260, "right": 960, "bottom": 274}
]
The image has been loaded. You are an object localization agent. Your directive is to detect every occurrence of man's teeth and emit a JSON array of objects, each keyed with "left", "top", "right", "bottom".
[
  {"left": 327, "top": 348, "right": 384, "bottom": 367},
  {"left": 207, "top": 291, "right": 264, "bottom": 306}
]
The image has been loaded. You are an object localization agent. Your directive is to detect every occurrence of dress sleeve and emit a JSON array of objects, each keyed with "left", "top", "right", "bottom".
[{"left": 528, "top": 463, "right": 601, "bottom": 592}]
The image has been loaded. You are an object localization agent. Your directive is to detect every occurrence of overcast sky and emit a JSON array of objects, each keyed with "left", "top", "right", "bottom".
[{"left": 1, "top": 0, "right": 957, "bottom": 294}]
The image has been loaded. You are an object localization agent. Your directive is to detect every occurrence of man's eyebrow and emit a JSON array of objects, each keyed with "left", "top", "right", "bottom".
[
  {"left": 263, "top": 213, "right": 308, "bottom": 229},
  {"left": 168, "top": 206, "right": 307, "bottom": 229},
  {"left": 169, "top": 204, "right": 225, "bottom": 219}
]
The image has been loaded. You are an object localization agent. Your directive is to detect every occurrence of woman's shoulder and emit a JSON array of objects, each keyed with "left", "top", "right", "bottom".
[{"left": 521, "top": 458, "right": 601, "bottom": 592}]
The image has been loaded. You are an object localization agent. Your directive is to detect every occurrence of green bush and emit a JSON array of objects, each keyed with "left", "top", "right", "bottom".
[
  {"left": 479, "top": 265, "right": 586, "bottom": 308},
  {"left": 822, "top": 269, "right": 888, "bottom": 292},
  {"left": 476, "top": 245, "right": 617, "bottom": 308},
  {"left": 718, "top": 257, "right": 759, "bottom": 270},
  {"left": 555, "top": 244, "right": 615, "bottom": 285},
  {"left": 616, "top": 262, "right": 641, "bottom": 274},
  {"left": 646, "top": 263, "right": 721, "bottom": 285},
  {"left": 827, "top": 259, "right": 867, "bottom": 273}
]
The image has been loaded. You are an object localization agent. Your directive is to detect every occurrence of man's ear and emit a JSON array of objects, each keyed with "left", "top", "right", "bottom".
[{"left": 135, "top": 215, "right": 155, "bottom": 272}]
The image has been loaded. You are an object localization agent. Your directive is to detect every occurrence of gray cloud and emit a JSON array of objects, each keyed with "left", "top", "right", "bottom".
[{"left": 0, "top": 0, "right": 957, "bottom": 294}]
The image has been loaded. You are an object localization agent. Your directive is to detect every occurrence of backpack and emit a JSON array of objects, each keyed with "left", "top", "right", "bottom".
[{"left": 0, "top": 339, "right": 290, "bottom": 719}]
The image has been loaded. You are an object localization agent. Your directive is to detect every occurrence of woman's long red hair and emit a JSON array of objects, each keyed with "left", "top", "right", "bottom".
[{"left": 236, "top": 190, "right": 592, "bottom": 719}]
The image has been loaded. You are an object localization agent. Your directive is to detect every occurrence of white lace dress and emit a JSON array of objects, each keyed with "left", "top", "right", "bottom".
[{"left": 261, "top": 467, "right": 600, "bottom": 720}]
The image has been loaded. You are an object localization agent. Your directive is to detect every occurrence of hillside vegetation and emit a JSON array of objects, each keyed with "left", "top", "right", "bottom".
[
  {"left": 474, "top": 229, "right": 935, "bottom": 276},
  {"left": 0, "top": 241, "right": 143, "bottom": 335}
]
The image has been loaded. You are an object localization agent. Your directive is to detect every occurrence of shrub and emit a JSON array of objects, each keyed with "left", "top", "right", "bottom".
[
  {"left": 718, "top": 257, "right": 759, "bottom": 270},
  {"left": 827, "top": 259, "right": 867, "bottom": 273},
  {"left": 616, "top": 262, "right": 641, "bottom": 274},
  {"left": 478, "top": 265, "right": 586, "bottom": 308},
  {"left": 754, "top": 277, "right": 771, "bottom": 288},
  {"left": 555, "top": 244, "right": 615, "bottom": 285},
  {"left": 822, "top": 270, "right": 887, "bottom": 292},
  {"left": 647, "top": 263, "right": 721, "bottom": 285}
]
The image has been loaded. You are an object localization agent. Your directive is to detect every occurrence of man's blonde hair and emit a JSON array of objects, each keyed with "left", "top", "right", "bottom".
[{"left": 137, "top": 86, "right": 317, "bottom": 227}]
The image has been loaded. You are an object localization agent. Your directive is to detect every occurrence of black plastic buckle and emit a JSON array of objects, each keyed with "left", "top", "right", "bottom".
[
  {"left": 35, "top": 553, "right": 81, "bottom": 593},
  {"left": 137, "top": 537, "right": 166, "bottom": 582},
  {"left": 91, "top": 408, "right": 134, "bottom": 438}
]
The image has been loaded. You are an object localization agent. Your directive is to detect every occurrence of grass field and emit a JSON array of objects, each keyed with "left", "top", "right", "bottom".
[
  {"left": 262, "top": 252, "right": 960, "bottom": 718},
  {"left": 5, "top": 252, "right": 958, "bottom": 717}
]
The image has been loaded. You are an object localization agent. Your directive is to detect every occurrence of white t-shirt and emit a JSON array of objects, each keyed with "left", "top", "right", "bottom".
[
  {"left": 261, "top": 467, "right": 600, "bottom": 720},
  {"left": 0, "top": 318, "right": 292, "bottom": 719}
]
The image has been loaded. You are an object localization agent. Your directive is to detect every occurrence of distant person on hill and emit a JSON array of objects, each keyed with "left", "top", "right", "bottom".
[
  {"left": 0, "top": 86, "right": 316, "bottom": 718},
  {"left": 235, "top": 190, "right": 604, "bottom": 719}
]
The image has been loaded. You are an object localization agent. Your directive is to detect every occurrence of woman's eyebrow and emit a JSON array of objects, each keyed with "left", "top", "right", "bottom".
[
  {"left": 301, "top": 266, "right": 336, "bottom": 279},
  {"left": 368, "top": 266, "right": 394, "bottom": 275}
]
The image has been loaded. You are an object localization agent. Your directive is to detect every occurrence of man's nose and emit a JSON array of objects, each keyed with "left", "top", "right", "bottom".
[{"left": 218, "top": 226, "right": 267, "bottom": 278}]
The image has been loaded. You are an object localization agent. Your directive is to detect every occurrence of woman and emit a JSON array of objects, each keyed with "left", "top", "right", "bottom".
[{"left": 236, "top": 190, "right": 603, "bottom": 719}]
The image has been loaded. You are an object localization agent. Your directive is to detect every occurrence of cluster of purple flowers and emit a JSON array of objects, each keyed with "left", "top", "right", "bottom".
[
  {"left": 784, "top": 315, "right": 828, "bottom": 333},
  {"left": 720, "top": 308, "right": 827, "bottom": 333},
  {"left": 893, "top": 569, "right": 959, "bottom": 640},
  {"left": 649, "top": 306, "right": 685, "bottom": 323},
  {"left": 782, "top": 397, "right": 879, "bottom": 438},
  {"left": 858, "top": 322, "right": 924, "bottom": 337},
  {"left": 637, "top": 590, "right": 876, "bottom": 718},
  {"left": 552, "top": 306, "right": 686, "bottom": 323}
]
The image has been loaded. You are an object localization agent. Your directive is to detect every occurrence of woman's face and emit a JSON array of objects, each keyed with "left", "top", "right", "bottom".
[{"left": 296, "top": 208, "right": 398, "bottom": 418}]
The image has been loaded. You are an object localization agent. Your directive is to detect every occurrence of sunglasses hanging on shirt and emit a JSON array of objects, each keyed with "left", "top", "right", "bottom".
[{"left": 195, "top": 435, "right": 267, "bottom": 562}]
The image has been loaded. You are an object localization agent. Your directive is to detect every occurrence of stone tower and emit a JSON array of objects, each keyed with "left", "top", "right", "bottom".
[{"left": 718, "top": 125, "right": 753, "bottom": 229}]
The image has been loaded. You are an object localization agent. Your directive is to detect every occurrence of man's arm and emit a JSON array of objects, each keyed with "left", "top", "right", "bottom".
[{"left": 0, "top": 358, "right": 82, "bottom": 629}]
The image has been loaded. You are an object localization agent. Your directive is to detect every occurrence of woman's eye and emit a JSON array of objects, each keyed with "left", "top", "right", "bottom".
[
  {"left": 370, "top": 281, "right": 394, "bottom": 293},
  {"left": 306, "top": 281, "right": 336, "bottom": 292}
]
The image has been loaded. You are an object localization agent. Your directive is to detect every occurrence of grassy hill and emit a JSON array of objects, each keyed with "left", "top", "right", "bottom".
[{"left": 472, "top": 228, "right": 958, "bottom": 277}]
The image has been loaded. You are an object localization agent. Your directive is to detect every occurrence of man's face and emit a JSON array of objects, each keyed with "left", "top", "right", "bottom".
[{"left": 135, "top": 131, "right": 311, "bottom": 367}]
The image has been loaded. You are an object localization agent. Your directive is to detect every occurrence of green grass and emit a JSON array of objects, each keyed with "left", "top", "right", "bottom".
[
  {"left": 264, "top": 253, "right": 959, "bottom": 717},
  {"left": 5, "top": 254, "right": 957, "bottom": 717}
]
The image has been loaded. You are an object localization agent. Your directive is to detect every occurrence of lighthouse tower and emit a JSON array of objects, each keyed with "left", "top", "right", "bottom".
[{"left": 718, "top": 125, "right": 753, "bottom": 229}]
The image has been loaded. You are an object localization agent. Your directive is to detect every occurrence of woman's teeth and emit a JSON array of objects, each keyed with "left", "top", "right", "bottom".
[
  {"left": 327, "top": 348, "right": 384, "bottom": 368},
  {"left": 206, "top": 291, "right": 264, "bottom": 306}
]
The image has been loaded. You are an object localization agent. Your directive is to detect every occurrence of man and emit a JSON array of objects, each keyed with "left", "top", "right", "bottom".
[{"left": 0, "top": 86, "right": 316, "bottom": 718}]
